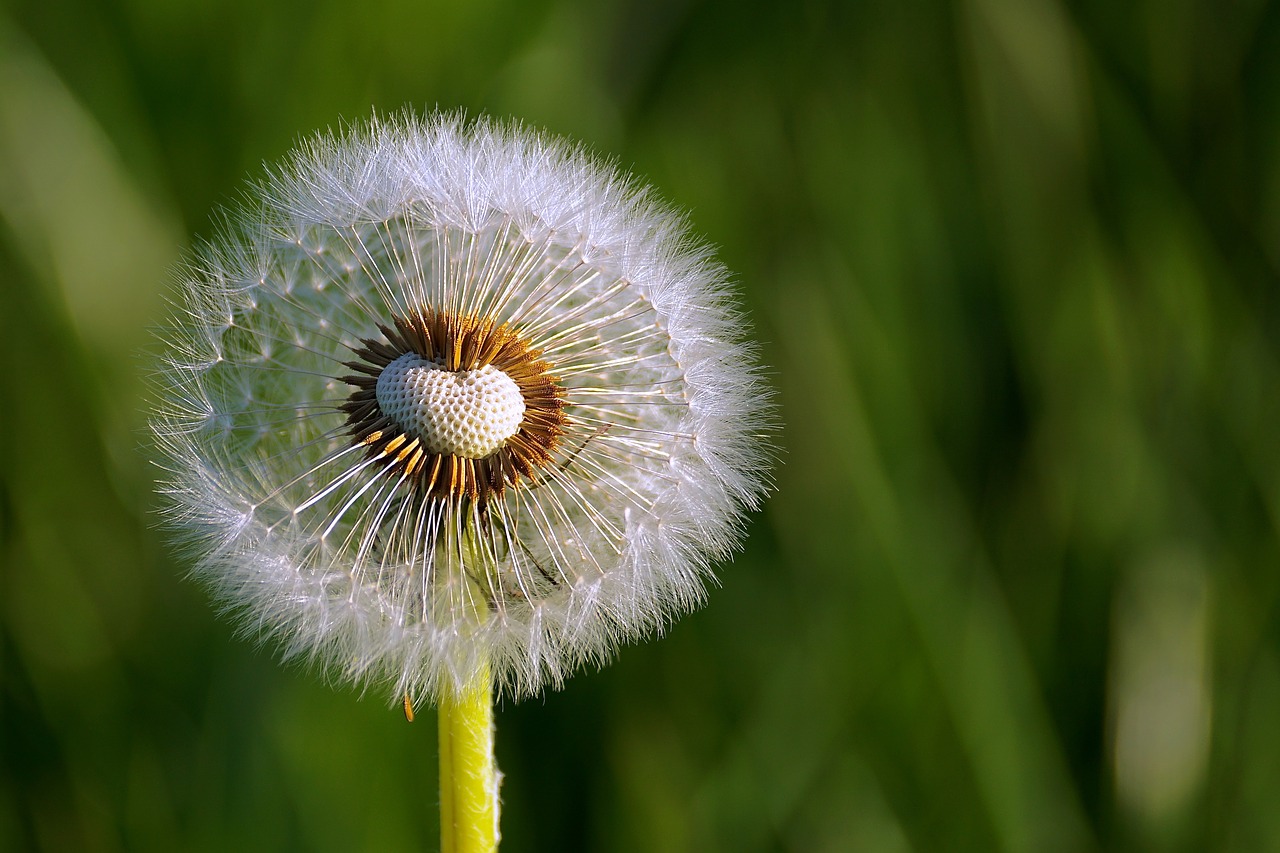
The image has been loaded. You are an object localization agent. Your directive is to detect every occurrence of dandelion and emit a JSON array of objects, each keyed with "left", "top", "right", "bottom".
[{"left": 151, "top": 111, "right": 773, "bottom": 850}]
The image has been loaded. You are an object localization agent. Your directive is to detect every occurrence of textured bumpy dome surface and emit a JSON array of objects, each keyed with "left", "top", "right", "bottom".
[
  {"left": 151, "top": 112, "right": 774, "bottom": 703},
  {"left": 375, "top": 354, "right": 525, "bottom": 459}
]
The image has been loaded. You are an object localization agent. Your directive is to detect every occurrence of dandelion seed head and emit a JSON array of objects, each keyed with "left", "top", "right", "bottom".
[{"left": 152, "top": 110, "right": 775, "bottom": 703}]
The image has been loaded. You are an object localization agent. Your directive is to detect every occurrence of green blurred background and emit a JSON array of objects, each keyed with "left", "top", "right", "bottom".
[{"left": 2, "top": 0, "right": 1279, "bottom": 850}]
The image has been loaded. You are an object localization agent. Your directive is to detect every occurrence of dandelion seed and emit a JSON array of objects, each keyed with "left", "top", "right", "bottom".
[{"left": 151, "top": 111, "right": 775, "bottom": 706}]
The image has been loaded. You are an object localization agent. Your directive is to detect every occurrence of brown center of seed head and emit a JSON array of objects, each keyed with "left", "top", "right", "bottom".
[{"left": 340, "top": 308, "right": 567, "bottom": 504}]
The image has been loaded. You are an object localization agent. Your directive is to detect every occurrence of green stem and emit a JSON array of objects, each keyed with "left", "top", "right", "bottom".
[{"left": 439, "top": 661, "right": 499, "bottom": 853}]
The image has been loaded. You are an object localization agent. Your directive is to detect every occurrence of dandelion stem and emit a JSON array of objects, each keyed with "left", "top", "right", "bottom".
[{"left": 439, "top": 661, "right": 499, "bottom": 852}]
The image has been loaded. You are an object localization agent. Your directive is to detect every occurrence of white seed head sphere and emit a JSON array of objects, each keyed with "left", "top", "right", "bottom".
[{"left": 151, "top": 111, "right": 775, "bottom": 703}]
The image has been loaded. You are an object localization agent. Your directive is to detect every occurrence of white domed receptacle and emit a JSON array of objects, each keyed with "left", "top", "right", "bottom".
[{"left": 375, "top": 352, "right": 526, "bottom": 459}]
